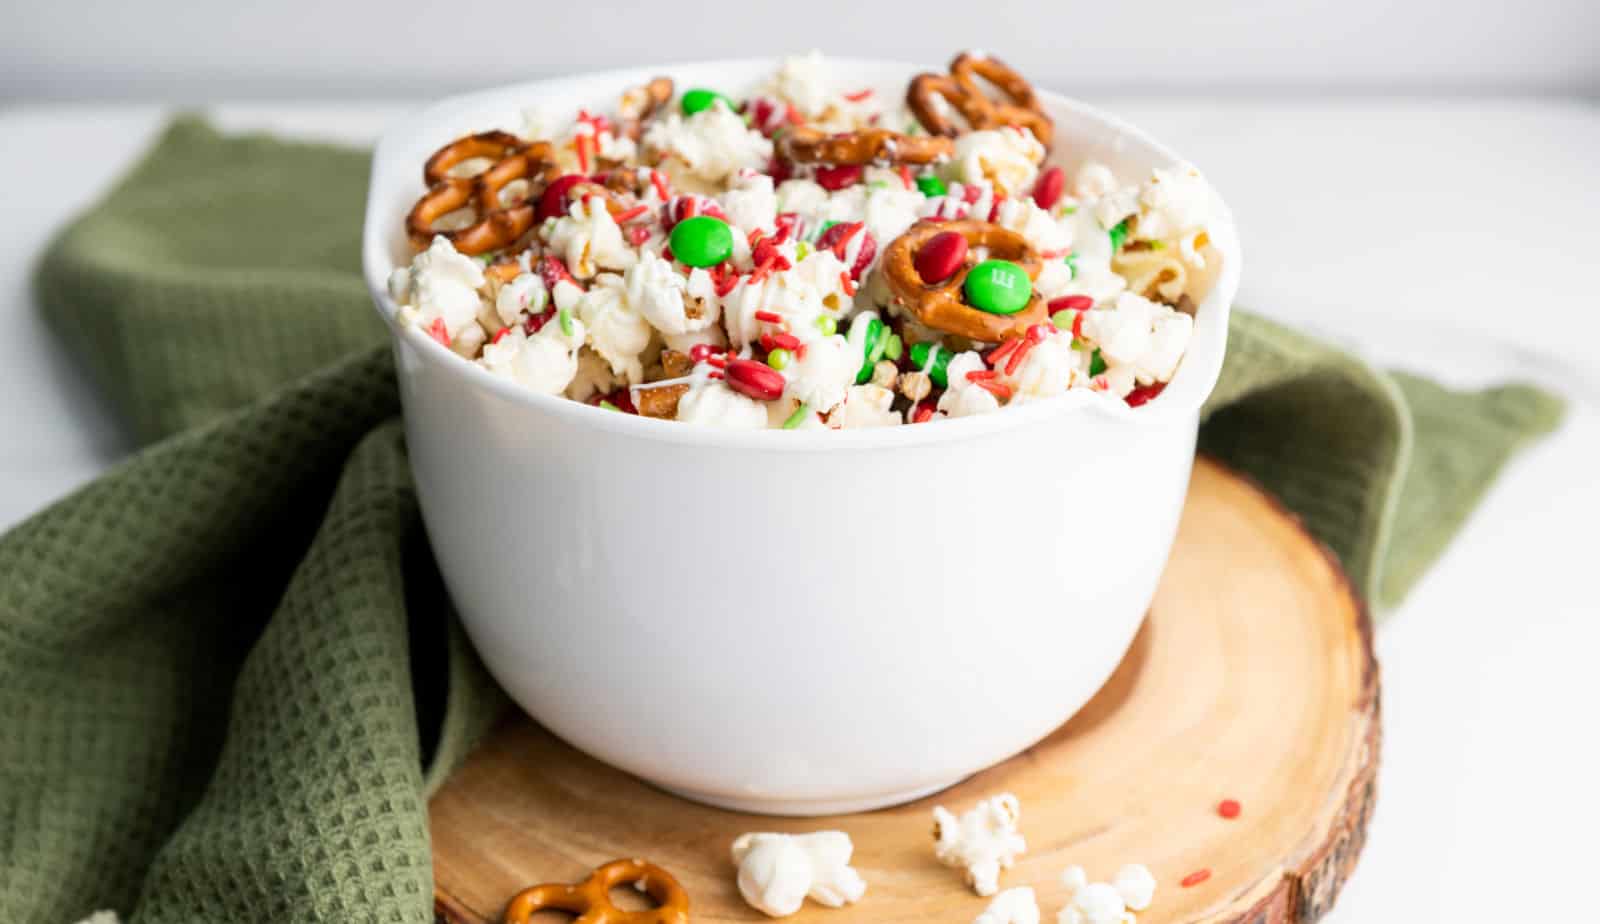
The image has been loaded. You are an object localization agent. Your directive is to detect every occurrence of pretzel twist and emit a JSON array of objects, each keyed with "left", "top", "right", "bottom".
[
  {"left": 618, "top": 77, "right": 675, "bottom": 140},
  {"left": 882, "top": 219, "right": 1048, "bottom": 342},
  {"left": 907, "top": 52, "right": 1053, "bottom": 146},
  {"left": 780, "top": 126, "right": 953, "bottom": 166},
  {"left": 407, "top": 135, "right": 561, "bottom": 255},
  {"left": 503, "top": 859, "right": 690, "bottom": 924}
]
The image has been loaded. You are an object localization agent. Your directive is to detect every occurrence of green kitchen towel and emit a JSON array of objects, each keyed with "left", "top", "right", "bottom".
[{"left": 1, "top": 118, "right": 1565, "bottom": 924}]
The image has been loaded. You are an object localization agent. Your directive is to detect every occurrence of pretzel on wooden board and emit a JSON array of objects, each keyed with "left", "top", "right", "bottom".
[
  {"left": 882, "top": 219, "right": 1048, "bottom": 342},
  {"left": 780, "top": 126, "right": 953, "bottom": 166},
  {"left": 407, "top": 135, "right": 562, "bottom": 255},
  {"left": 502, "top": 859, "right": 689, "bottom": 924},
  {"left": 907, "top": 52, "right": 1053, "bottom": 146}
]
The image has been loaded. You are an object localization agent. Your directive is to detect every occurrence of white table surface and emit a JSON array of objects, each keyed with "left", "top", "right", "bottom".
[{"left": 3, "top": 98, "right": 1597, "bottom": 922}]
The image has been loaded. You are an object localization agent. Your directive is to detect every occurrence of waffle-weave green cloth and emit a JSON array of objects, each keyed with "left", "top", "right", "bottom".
[{"left": 1, "top": 118, "right": 1565, "bottom": 923}]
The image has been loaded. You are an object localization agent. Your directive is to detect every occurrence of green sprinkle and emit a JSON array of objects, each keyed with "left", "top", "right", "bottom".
[
  {"left": 1090, "top": 348, "right": 1107, "bottom": 376},
  {"left": 1070, "top": 336, "right": 1085, "bottom": 350},
  {"left": 599, "top": 400, "right": 621, "bottom": 412},
  {"left": 815, "top": 314, "right": 837, "bottom": 336},
  {"left": 1062, "top": 205, "right": 1078, "bottom": 215},
  {"left": 558, "top": 307, "right": 574, "bottom": 337},
  {"left": 1064, "top": 253, "right": 1079, "bottom": 280},
  {"left": 869, "top": 180, "right": 890, "bottom": 190},
  {"left": 916, "top": 174, "right": 948, "bottom": 198},
  {"left": 795, "top": 241, "right": 812, "bottom": 260},
  {"left": 477, "top": 253, "right": 495, "bottom": 265},
  {"left": 767, "top": 348, "right": 792, "bottom": 370},
  {"left": 782, "top": 403, "right": 810, "bottom": 429},
  {"left": 1053, "top": 312, "right": 1075, "bottom": 332},
  {"left": 905, "top": 120, "right": 922, "bottom": 135},
  {"left": 884, "top": 332, "right": 903, "bottom": 361},
  {"left": 1108, "top": 219, "right": 1129, "bottom": 252}
]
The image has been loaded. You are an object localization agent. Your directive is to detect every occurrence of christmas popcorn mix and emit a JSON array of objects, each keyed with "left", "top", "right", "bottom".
[{"left": 391, "top": 50, "right": 1223, "bottom": 429}]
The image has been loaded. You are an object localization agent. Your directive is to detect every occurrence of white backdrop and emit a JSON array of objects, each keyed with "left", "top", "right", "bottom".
[{"left": 5, "top": 0, "right": 1598, "bottom": 100}]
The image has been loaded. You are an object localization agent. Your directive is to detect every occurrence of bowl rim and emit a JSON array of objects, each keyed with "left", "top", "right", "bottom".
[{"left": 361, "top": 56, "right": 1242, "bottom": 451}]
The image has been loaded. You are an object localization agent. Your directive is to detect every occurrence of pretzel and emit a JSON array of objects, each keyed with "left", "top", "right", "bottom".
[
  {"left": 907, "top": 52, "right": 1053, "bottom": 147},
  {"left": 407, "top": 136, "right": 561, "bottom": 255},
  {"left": 780, "top": 126, "right": 953, "bottom": 166},
  {"left": 618, "top": 77, "right": 675, "bottom": 140},
  {"left": 503, "top": 859, "right": 689, "bottom": 924},
  {"left": 882, "top": 219, "right": 1048, "bottom": 342}
]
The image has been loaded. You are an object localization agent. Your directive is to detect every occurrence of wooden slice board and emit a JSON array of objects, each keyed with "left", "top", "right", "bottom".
[{"left": 429, "top": 458, "right": 1380, "bottom": 924}]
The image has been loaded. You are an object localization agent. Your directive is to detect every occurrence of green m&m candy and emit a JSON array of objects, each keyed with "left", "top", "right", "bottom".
[
  {"left": 963, "top": 259, "right": 1033, "bottom": 315},
  {"left": 669, "top": 216, "right": 734, "bottom": 268},
  {"left": 681, "top": 88, "right": 735, "bottom": 116},
  {"left": 909, "top": 341, "right": 954, "bottom": 388},
  {"left": 915, "top": 174, "right": 948, "bottom": 197}
]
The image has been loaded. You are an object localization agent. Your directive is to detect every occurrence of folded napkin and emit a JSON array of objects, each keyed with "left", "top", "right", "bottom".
[{"left": 1, "top": 118, "right": 1564, "bottom": 924}]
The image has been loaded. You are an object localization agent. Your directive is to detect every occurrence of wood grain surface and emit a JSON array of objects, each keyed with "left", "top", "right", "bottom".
[{"left": 430, "top": 458, "right": 1380, "bottom": 924}]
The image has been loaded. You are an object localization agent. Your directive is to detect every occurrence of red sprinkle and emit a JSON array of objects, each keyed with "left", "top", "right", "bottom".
[
  {"left": 1005, "top": 336, "right": 1037, "bottom": 375},
  {"left": 898, "top": 164, "right": 914, "bottom": 190},
  {"left": 491, "top": 326, "right": 511, "bottom": 344},
  {"left": 649, "top": 169, "right": 670, "bottom": 202},
  {"left": 843, "top": 88, "right": 875, "bottom": 102},
  {"left": 987, "top": 193, "right": 1007, "bottom": 223},
  {"left": 815, "top": 164, "right": 864, "bottom": 191},
  {"left": 984, "top": 338, "right": 1021, "bottom": 368},
  {"left": 1218, "top": 799, "right": 1242, "bottom": 819},
  {"left": 975, "top": 379, "right": 1013, "bottom": 401},
  {"left": 961, "top": 184, "right": 983, "bottom": 205},
  {"left": 708, "top": 371, "right": 724, "bottom": 380},
  {"left": 711, "top": 262, "right": 741, "bottom": 297},
  {"left": 574, "top": 133, "right": 591, "bottom": 173},
  {"left": 1180, "top": 869, "right": 1212, "bottom": 889},
  {"left": 774, "top": 212, "right": 800, "bottom": 243},
  {"left": 840, "top": 270, "right": 857, "bottom": 296},
  {"left": 523, "top": 307, "right": 555, "bottom": 334},
  {"left": 966, "top": 369, "right": 998, "bottom": 382},
  {"left": 613, "top": 204, "right": 649, "bottom": 224},
  {"left": 754, "top": 309, "right": 785, "bottom": 325},
  {"left": 688, "top": 343, "right": 726, "bottom": 363},
  {"left": 1032, "top": 165, "right": 1066, "bottom": 210},
  {"left": 1048, "top": 295, "right": 1095, "bottom": 315},
  {"left": 724, "top": 357, "right": 787, "bottom": 401},
  {"left": 912, "top": 401, "right": 936, "bottom": 423},
  {"left": 1126, "top": 382, "right": 1167, "bottom": 407},
  {"left": 627, "top": 225, "right": 652, "bottom": 246},
  {"left": 1072, "top": 310, "right": 1087, "bottom": 338},
  {"left": 769, "top": 332, "right": 802, "bottom": 351},
  {"left": 426, "top": 317, "right": 450, "bottom": 347}
]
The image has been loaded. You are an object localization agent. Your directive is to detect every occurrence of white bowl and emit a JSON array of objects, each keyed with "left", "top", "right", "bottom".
[{"left": 362, "top": 58, "right": 1241, "bottom": 815}]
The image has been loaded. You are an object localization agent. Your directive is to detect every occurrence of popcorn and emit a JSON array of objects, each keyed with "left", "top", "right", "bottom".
[
  {"left": 975, "top": 887, "right": 1040, "bottom": 924},
  {"left": 948, "top": 127, "right": 1045, "bottom": 196},
  {"left": 1055, "top": 864, "right": 1155, "bottom": 924},
  {"left": 1080, "top": 293, "right": 1194, "bottom": 385},
  {"left": 833, "top": 384, "right": 901, "bottom": 428},
  {"left": 576, "top": 274, "right": 652, "bottom": 384},
  {"left": 547, "top": 197, "right": 636, "bottom": 279},
  {"left": 730, "top": 831, "right": 867, "bottom": 917},
  {"left": 932, "top": 793, "right": 1026, "bottom": 895},
  {"left": 676, "top": 381, "right": 768, "bottom": 428},
  {"left": 644, "top": 104, "right": 773, "bottom": 186},
  {"left": 1110, "top": 864, "right": 1156, "bottom": 912},
  {"left": 480, "top": 315, "right": 586, "bottom": 395},
  {"left": 394, "top": 52, "right": 1217, "bottom": 428},
  {"left": 390, "top": 236, "right": 485, "bottom": 338}
]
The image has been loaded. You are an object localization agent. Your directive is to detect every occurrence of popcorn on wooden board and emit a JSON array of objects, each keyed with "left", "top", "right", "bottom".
[{"left": 931, "top": 792, "right": 1026, "bottom": 896}]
